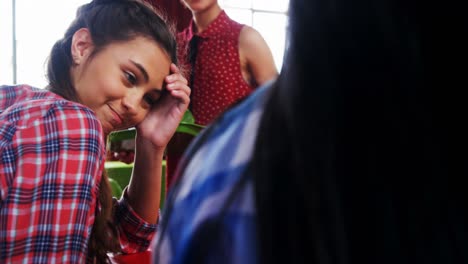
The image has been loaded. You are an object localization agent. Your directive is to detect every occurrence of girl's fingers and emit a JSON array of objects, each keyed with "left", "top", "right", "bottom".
[
  {"left": 166, "top": 74, "right": 188, "bottom": 85},
  {"left": 170, "top": 63, "right": 179, "bottom": 73},
  {"left": 165, "top": 64, "right": 188, "bottom": 85},
  {"left": 163, "top": 64, "right": 191, "bottom": 104},
  {"left": 167, "top": 85, "right": 191, "bottom": 102},
  {"left": 166, "top": 77, "right": 191, "bottom": 97},
  {"left": 171, "top": 89, "right": 190, "bottom": 105}
]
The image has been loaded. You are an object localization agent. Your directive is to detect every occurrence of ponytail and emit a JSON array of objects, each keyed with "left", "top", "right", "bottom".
[{"left": 46, "top": 38, "right": 77, "bottom": 101}]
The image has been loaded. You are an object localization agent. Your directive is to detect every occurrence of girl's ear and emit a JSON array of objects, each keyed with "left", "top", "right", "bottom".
[{"left": 71, "top": 28, "right": 94, "bottom": 65}]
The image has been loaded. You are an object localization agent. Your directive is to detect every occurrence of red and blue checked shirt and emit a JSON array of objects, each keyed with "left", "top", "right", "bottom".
[{"left": 0, "top": 85, "right": 157, "bottom": 263}]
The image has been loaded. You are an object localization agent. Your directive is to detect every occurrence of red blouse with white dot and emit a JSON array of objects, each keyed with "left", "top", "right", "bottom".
[{"left": 177, "top": 11, "right": 254, "bottom": 125}]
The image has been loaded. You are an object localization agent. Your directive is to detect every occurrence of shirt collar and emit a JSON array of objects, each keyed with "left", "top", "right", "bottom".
[{"left": 188, "top": 10, "right": 229, "bottom": 40}]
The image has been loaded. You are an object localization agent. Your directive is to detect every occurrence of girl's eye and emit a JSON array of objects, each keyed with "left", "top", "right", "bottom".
[
  {"left": 124, "top": 71, "right": 137, "bottom": 85},
  {"left": 143, "top": 94, "right": 160, "bottom": 106}
]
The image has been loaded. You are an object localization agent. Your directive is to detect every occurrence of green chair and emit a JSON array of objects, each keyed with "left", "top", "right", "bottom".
[
  {"left": 105, "top": 109, "right": 203, "bottom": 208},
  {"left": 108, "top": 177, "right": 123, "bottom": 199},
  {"left": 105, "top": 160, "right": 166, "bottom": 204},
  {"left": 176, "top": 110, "right": 204, "bottom": 136}
]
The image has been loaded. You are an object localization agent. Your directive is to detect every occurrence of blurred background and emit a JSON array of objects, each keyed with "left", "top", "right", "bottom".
[{"left": 0, "top": 0, "right": 289, "bottom": 88}]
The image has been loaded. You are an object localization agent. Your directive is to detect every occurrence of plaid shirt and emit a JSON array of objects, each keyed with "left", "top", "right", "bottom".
[
  {"left": 0, "top": 85, "right": 156, "bottom": 263},
  {"left": 153, "top": 83, "right": 272, "bottom": 264}
]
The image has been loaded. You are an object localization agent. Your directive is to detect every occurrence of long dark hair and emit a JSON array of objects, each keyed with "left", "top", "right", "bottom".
[
  {"left": 45, "top": 0, "right": 177, "bottom": 262},
  {"left": 46, "top": 0, "right": 177, "bottom": 101},
  {"left": 250, "top": 0, "right": 467, "bottom": 263}
]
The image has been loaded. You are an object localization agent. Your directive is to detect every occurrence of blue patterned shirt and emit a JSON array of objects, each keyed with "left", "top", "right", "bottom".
[{"left": 153, "top": 83, "right": 272, "bottom": 264}]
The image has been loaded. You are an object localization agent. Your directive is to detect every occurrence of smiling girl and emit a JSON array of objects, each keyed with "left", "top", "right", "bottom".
[{"left": 0, "top": 0, "right": 190, "bottom": 263}]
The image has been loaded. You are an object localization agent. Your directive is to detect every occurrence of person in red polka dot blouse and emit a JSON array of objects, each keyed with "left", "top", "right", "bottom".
[{"left": 178, "top": 0, "right": 278, "bottom": 126}]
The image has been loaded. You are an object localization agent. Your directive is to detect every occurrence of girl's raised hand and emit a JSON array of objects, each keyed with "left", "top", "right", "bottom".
[{"left": 136, "top": 63, "right": 190, "bottom": 148}]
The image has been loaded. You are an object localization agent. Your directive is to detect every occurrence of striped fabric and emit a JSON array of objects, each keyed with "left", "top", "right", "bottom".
[
  {"left": 154, "top": 83, "right": 273, "bottom": 264},
  {"left": 0, "top": 85, "right": 156, "bottom": 263}
]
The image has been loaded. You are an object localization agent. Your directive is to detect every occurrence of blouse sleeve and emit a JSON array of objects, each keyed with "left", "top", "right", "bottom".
[{"left": 113, "top": 189, "right": 158, "bottom": 254}]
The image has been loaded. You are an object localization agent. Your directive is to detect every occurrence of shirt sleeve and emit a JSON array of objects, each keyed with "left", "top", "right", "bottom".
[
  {"left": 0, "top": 101, "right": 106, "bottom": 263},
  {"left": 113, "top": 188, "right": 158, "bottom": 254}
]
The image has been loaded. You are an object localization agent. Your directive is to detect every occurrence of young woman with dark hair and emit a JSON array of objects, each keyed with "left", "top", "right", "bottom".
[{"left": 0, "top": 0, "right": 190, "bottom": 262}]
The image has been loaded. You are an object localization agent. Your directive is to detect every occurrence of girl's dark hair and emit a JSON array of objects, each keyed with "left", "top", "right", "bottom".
[
  {"left": 46, "top": 0, "right": 177, "bottom": 101},
  {"left": 249, "top": 0, "right": 466, "bottom": 263},
  {"left": 155, "top": 0, "right": 466, "bottom": 262},
  {"left": 46, "top": 0, "right": 177, "bottom": 262}
]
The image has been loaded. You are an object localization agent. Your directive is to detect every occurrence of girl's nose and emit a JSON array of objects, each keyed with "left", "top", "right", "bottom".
[{"left": 121, "top": 92, "right": 140, "bottom": 115}]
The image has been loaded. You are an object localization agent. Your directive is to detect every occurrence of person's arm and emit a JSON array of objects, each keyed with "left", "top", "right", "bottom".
[
  {"left": 125, "top": 64, "right": 190, "bottom": 223},
  {"left": 124, "top": 137, "right": 164, "bottom": 224},
  {"left": 239, "top": 26, "right": 278, "bottom": 87}
]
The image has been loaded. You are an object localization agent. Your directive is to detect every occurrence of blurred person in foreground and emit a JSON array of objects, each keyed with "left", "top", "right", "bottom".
[{"left": 153, "top": 0, "right": 467, "bottom": 263}]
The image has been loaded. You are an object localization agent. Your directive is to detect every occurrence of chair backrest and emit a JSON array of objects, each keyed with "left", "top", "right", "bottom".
[
  {"left": 108, "top": 177, "right": 123, "bottom": 198},
  {"left": 105, "top": 109, "right": 205, "bottom": 208}
]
